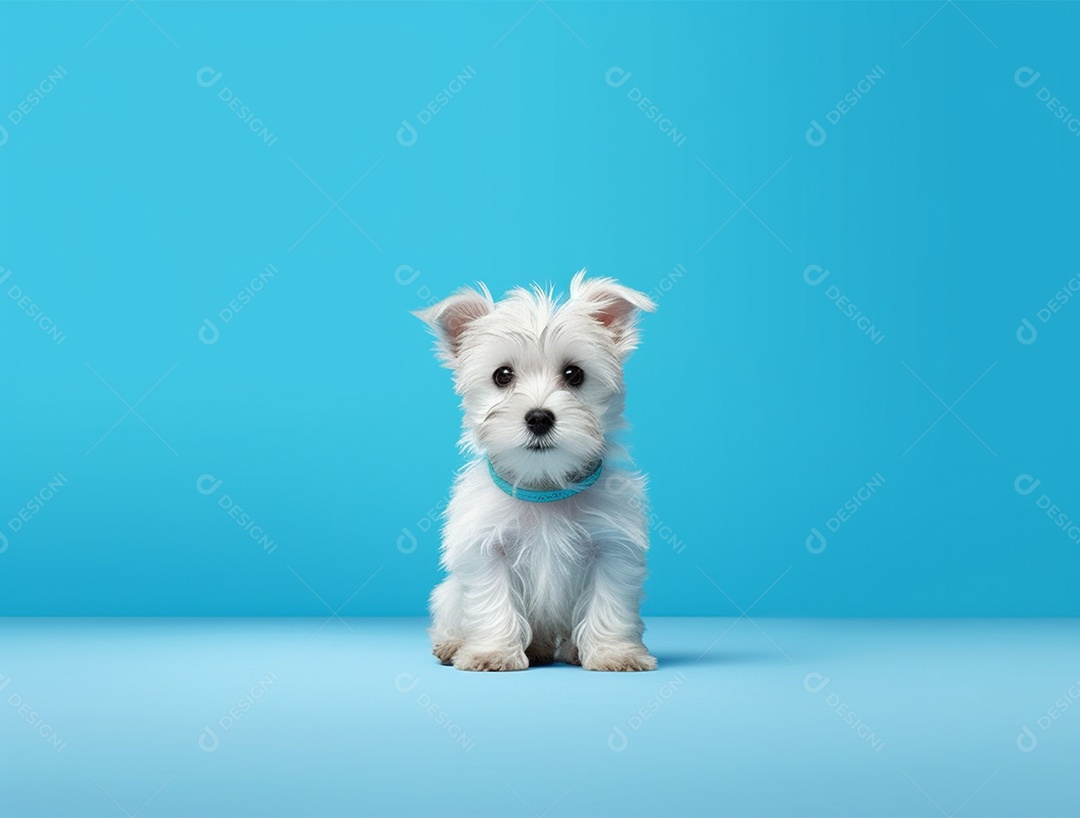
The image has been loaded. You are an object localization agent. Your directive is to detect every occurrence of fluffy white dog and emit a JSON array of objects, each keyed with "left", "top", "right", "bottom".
[{"left": 415, "top": 272, "right": 657, "bottom": 672}]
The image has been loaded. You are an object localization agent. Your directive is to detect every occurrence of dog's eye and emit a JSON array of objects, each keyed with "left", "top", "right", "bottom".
[
  {"left": 563, "top": 365, "right": 585, "bottom": 387},
  {"left": 493, "top": 366, "right": 514, "bottom": 387}
]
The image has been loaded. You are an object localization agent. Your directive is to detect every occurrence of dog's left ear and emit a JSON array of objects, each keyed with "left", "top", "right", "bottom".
[
  {"left": 570, "top": 271, "right": 656, "bottom": 356},
  {"left": 413, "top": 284, "right": 494, "bottom": 366}
]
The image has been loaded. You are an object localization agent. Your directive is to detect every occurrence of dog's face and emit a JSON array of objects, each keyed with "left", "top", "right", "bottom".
[{"left": 416, "top": 272, "right": 655, "bottom": 487}]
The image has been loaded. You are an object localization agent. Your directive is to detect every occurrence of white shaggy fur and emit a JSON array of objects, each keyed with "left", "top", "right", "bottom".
[{"left": 415, "top": 271, "right": 657, "bottom": 672}]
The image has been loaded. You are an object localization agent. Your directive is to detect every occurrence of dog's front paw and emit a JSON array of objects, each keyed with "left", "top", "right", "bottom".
[
  {"left": 432, "top": 640, "right": 463, "bottom": 665},
  {"left": 582, "top": 649, "right": 657, "bottom": 672},
  {"left": 452, "top": 647, "right": 529, "bottom": 672}
]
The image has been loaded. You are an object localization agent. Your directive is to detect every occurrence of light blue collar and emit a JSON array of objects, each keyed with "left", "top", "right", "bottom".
[{"left": 487, "top": 459, "right": 603, "bottom": 503}]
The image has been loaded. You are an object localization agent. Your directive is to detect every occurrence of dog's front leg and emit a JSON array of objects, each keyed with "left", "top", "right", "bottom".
[
  {"left": 450, "top": 552, "right": 530, "bottom": 672},
  {"left": 572, "top": 542, "right": 656, "bottom": 671}
]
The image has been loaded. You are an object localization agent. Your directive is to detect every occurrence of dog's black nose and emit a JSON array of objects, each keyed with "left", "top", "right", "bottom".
[{"left": 525, "top": 408, "right": 555, "bottom": 437}]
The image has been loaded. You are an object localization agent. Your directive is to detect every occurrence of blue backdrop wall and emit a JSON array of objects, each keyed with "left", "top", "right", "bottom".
[{"left": 2, "top": 1, "right": 1078, "bottom": 616}]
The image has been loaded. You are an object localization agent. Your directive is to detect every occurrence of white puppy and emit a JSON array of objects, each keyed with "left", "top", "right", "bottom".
[{"left": 415, "top": 272, "right": 657, "bottom": 672}]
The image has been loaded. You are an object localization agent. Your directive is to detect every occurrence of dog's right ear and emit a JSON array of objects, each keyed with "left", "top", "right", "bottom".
[{"left": 413, "top": 285, "right": 493, "bottom": 365}]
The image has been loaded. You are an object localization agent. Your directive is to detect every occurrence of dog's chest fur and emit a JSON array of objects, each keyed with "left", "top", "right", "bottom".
[
  {"left": 503, "top": 503, "right": 593, "bottom": 623},
  {"left": 442, "top": 461, "right": 643, "bottom": 627}
]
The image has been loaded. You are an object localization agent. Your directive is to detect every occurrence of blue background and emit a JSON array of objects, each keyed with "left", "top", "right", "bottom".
[{"left": 2, "top": 0, "right": 1078, "bottom": 617}]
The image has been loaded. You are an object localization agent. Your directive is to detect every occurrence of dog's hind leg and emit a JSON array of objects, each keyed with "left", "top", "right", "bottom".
[
  {"left": 525, "top": 624, "right": 558, "bottom": 666},
  {"left": 555, "top": 636, "right": 581, "bottom": 665}
]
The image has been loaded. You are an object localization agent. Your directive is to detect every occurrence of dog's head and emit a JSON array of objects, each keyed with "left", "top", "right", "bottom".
[{"left": 415, "top": 271, "right": 655, "bottom": 487}]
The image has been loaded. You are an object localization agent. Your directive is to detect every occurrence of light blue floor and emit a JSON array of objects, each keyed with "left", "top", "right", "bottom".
[{"left": 2, "top": 618, "right": 1078, "bottom": 817}]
